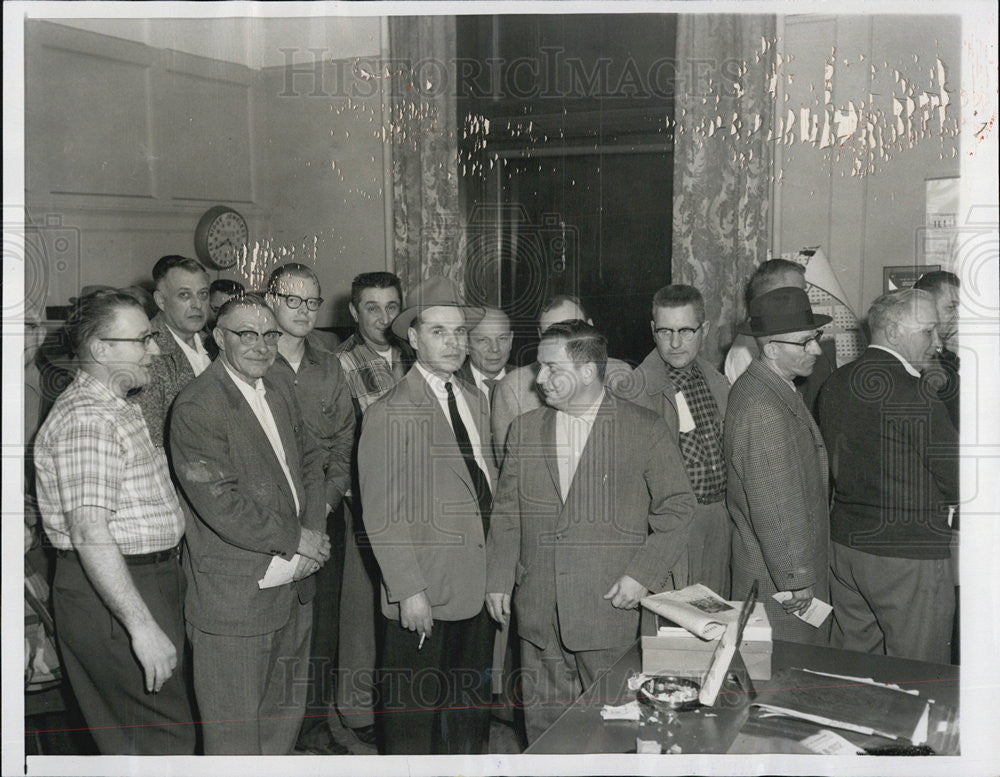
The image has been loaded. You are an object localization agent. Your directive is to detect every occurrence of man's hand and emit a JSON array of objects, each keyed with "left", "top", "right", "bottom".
[
  {"left": 130, "top": 621, "right": 178, "bottom": 693},
  {"left": 485, "top": 592, "right": 511, "bottom": 627},
  {"left": 292, "top": 555, "right": 321, "bottom": 581},
  {"left": 399, "top": 591, "right": 433, "bottom": 638},
  {"left": 781, "top": 586, "right": 814, "bottom": 615},
  {"left": 603, "top": 575, "right": 649, "bottom": 609},
  {"left": 296, "top": 527, "right": 331, "bottom": 564}
]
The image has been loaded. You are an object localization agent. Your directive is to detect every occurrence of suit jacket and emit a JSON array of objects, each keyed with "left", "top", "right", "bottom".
[
  {"left": 170, "top": 359, "right": 326, "bottom": 636},
  {"left": 486, "top": 393, "right": 696, "bottom": 652},
  {"left": 358, "top": 367, "right": 498, "bottom": 622},
  {"left": 131, "top": 312, "right": 206, "bottom": 448},
  {"left": 724, "top": 358, "right": 830, "bottom": 644},
  {"left": 631, "top": 352, "right": 730, "bottom": 441},
  {"left": 818, "top": 347, "right": 958, "bottom": 558}
]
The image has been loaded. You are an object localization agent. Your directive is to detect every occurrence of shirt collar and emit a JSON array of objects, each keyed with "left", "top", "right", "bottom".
[
  {"left": 76, "top": 368, "right": 130, "bottom": 407},
  {"left": 356, "top": 332, "right": 396, "bottom": 363},
  {"left": 414, "top": 360, "right": 453, "bottom": 398},
  {"left": 469, "top": 362, "right": 506, "bottom": 389},
  {"left": 557, "top": 389, "right": 605, "bottom": 426},
  {"left": 220, "top": 358, "right": 264, "bottom": 396},
  {"left": 869, "top": 345, "right": 922, "bottom": 378},
  {"left": 164, "top": 322, "right": 208, "bottom": 357}
]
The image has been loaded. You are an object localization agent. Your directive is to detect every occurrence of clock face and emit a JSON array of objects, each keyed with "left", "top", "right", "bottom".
[{"left": 195, "top": 206, "right": 249, "bottom": 269}]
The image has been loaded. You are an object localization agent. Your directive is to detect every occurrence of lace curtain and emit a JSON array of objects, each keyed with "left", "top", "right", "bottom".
[{"left": 672, "top": 14, "right": 777, "bottom": 367}]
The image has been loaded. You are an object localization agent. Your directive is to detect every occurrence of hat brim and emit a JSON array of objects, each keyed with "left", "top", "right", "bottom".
[
  {"left": 737, "top": 312, "right": 832, "bottom": 337},
  {"left": 390, "top": 304, "right": 486, "bottom": 339}
]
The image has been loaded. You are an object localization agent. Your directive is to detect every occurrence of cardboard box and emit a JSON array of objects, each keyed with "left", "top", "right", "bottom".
[{"left": 640, "top": 602, "right": 773, "bottom": 681}]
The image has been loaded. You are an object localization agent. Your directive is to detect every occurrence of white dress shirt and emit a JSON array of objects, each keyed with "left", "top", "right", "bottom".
[
  {"left": 554, "top": 390, "right": 605, "bottom": 502},
  {"left": 168, "top": 326, "right": 211, "bottom": 376},
  {"left": 221, "top": 361, "right": 300, "bottom": 514},
  {"left": 415, "top": 361, "right": 492, "bottom": 489}
]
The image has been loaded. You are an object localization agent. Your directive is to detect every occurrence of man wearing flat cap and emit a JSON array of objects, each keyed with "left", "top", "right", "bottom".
[
  {"left": 358, "top": 275, "right": 497, "bottom": 754},
  {"left": 724, "top": 287, "right": 832, "bottom": 644}
]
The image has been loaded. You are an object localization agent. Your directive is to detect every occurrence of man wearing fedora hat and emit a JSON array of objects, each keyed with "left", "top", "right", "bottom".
[
  {"left": 724, "top": 286, "right": 833, "bottom": 644},
  {"left": 358, "top": 275, "right": 497, "bottom": 754}
]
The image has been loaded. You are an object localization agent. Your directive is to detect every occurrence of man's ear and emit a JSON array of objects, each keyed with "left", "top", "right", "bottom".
[
  {"left": 212, "top": 326, "right": 226, "bottom": 353},
  {"left": 407, "top": 326, "right": 419, "bottom": 351},
  {"left": 86, "top": 338, "right": 107, "bottom": 365},
  {"left": 349, "top": 301, "right": 359, "bottom": 323},
  {"left": 153, "top": 288, "right": 167, "bottom": 313}
]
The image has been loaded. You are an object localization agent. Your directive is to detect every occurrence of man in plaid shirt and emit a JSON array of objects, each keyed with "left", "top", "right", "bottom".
[
  {"left": 33, "top": 291, "right": 195, "bottom": 754},
  {"left": 632, "top": 285, "right": 732, "bottom": 597},
  {"left": 332, "top": 271, "right": 407, "bottom": 747}
]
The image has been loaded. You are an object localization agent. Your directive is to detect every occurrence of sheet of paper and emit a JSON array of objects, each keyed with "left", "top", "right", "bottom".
[
  {"left": 257, "top": 553, "right": 301, "bottom": 589},
  {"left": 675, "top": 391, "right": 696, "bottom": 433},
  {"left": 800, "top": 729, "right": 864, "bottom": 755},
  {"left": 600, "top": 700, "right": 642, "bottom": 721},
  {"left": 772, "top": 591, "right": 833, "bottom": 628}
]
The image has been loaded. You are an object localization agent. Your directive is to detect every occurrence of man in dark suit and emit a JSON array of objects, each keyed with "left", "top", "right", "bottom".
[
  {"left": 486, "top": 320, "right": 695, "bottom": 743},
  {"left": 170, "top": 294, "right": 331, "bottom": 754},
  {"left": 358, "top": 276, "right": 497, "bottom": 755},
  {"left": 725, "top": 287, "right": 832, "bottom": 645},
  {"left": 132, "top": 255, "right": 212, "bottom": 446},
  {"left": 818, "top": 289, "right": 959, "bottom": 664},
  {"left": 632, "top": 285, "right": 732, "bottom": 596}
]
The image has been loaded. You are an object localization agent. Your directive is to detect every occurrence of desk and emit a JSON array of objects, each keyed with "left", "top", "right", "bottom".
[{"left": 526, "top": 640, "right": 959, "bottom": 755}]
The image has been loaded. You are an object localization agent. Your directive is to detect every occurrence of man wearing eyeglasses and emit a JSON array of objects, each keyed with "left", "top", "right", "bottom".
[
  {"left": 170, "top": 294, "right": 331, "bottom": 754},
  {"left": 266, "top": 264, "right": 356, "bottom": 755},
  {"left": 725, "top": 286, "right": 833, "bottom": 645},
  {"left": 632, "top": 285, "right": 732, "bottom": 597},
  {"left": 34, "top": 292, "right": 196, "bottom": 754},
  {"left": 131, "top": 255, "right": 213, "bottom": 446}
]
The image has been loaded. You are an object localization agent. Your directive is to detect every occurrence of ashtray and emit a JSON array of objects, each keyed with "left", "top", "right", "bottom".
[{"left": 638, "top": 675, "right": 701, "bottom": 712}]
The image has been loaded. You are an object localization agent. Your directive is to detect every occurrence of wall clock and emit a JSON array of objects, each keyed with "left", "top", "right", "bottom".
[{"left": 194, "top": 205, "right": 249, "bottom": 270}]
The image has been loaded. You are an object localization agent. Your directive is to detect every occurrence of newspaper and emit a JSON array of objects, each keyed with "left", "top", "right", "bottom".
[{"left": 640, "top": 584, "right": 740, "bottom": 640}]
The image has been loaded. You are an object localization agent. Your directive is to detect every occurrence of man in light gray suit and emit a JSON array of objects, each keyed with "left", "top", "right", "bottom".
[
  {"left": 170, "top": 294, "right": 331, "bottom": 754},
  {"left": 486, "top": 320, "right": 695, "bottom": 743}
]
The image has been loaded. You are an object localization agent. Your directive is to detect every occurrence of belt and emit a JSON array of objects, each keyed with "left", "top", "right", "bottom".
[
  {"left": 697, "top": 492, "right": 726, "bottom": 506},
  {"left": 57, "top": 544, "right": 180, "bottom": 566}
]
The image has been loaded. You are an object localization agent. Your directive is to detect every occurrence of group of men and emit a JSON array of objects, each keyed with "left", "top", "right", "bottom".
[{"left": 31, "top": 253, "right": 961, "bottom": 756}]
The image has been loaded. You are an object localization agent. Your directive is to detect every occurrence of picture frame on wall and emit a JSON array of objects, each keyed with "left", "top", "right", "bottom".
[{"left": 883, "top": 264, "right": 941, "bottom": 294}]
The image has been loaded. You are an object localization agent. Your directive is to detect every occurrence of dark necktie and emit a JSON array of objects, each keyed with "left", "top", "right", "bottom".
[
  {"left": 445, "top": 381, "right": 492, "bottom": 524},
  {"left": 482, "top": 378, "right": 498, "bottom": 412}
]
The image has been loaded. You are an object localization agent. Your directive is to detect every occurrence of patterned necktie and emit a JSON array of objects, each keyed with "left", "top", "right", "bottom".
[{"left": 445, "top": 381, "right": 492, "bottom": 523}]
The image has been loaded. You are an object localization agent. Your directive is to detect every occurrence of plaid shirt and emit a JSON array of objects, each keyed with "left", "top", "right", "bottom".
[
  {"left": 665, "top": 361, "right": 726, "bottom": 503},
  {"left": 34, "top": 370, "right": 185, "bottom": 555},
  {"left": 335, "top": 333, "right": 406, "bottom": 417}
]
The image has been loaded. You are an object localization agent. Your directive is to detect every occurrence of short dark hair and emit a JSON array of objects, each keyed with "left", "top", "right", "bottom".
[
  {"left": 651, "top": 284, "right": 706, "bottom": 322},
  {"left": 539, "top": 294, "right": 589, "bottom": 323},
  {"left": 67, "top": 291, "right": 144, "bottom": 356},
  {"left": 152, "top": 255, "right": 208, "bottom": 288},
  {"left": 539, "top": 319, "right": 608, "bottom": 381},
  {"left": 215, "top": 291, "right": 271, "bottom": 326},
  {"left": 209, "top": 278, "right": 245, "bottom": 296},
  {"left": 267, "top": 263, "right": 319, "bottom": 293},
  {"left": 744, "top": 258, "right": 805, "bottom": 310},
  {"left": 351, "top": 272, "right": 402, "bottom": 308},
  {"left": 913, "top": 270, "right": 960, "bottom": 294}
]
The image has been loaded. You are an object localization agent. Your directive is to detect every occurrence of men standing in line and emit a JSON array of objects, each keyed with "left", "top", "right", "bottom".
[
  {"left": 486, "top": 320, "right": 695, "bottom": 743},
  {"left": 334, "top": 271, "right": 406, "bottom": 748},
  {"left": 913, "top": 270, "right": 961, "bottom": 430},
  {"left": 491, "top": 295, "right": 633, "bottom": 463},
  {"left": 818, "top": 289, "right": 959, "bottom": 664},
  {"left": 266, "top": 264, "right": 356, "bottom": 754},
  {"left": 34, "top": 292, "right": 195, "bottom": 754},
  {"left": 632, "top": 285, "right": 732, "bottom": 596},
  {"left": 358, "top": 276, "right": 496, "bottom": 754},
  {"left": 170, "top": 295, "right": 331, "bottom": 754},
  {"left": 724, "top": 287, "right": 832, "bottom": 645},
  {"left": 133, "top": 255, "right": 212, "bottom": 446}
]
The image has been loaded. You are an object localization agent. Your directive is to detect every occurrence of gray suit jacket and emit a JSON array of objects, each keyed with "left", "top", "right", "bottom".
[
  {"left": 724, "top": 358, "right": 830, "bottom": 644},
  {"left": 170, "top": 359, "right": 326, "bottom": 636},
  {"left": 358, "top": 367, "right": 498, "bottom": 622},
  {"left": 631, "top": 351, "right": 730, "bottom": 441},
  {"left": 486, "top": 393, "right": 696, "bottom": 652}
]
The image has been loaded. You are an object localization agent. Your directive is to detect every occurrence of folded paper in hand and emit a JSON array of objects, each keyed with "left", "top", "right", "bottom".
[
  {"left": 258, "top": 554, "right": 301, "bottom": 589},
  {"left": 771, "top": 591, "right": 833, "bottom": 628}
]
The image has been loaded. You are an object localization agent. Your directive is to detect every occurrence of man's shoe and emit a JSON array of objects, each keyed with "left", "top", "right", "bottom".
[
  {"left": 350, "top": 724, "right": 377, "bottom": 748},
  {"left": 294, "top": 730, "right": 350, "bottom": 755}
]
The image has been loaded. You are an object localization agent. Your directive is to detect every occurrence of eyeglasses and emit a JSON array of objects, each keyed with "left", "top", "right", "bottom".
[
  {"left": 221, "top": 327, "right": 283, "bottom": 346},
  {"left": 273, "top": 293, "right": 323, "bottom": 311},
  {"left": 769, "top": 330, "right": 824, "bottom": 349},
  {"left": 653, "top": 323, "right": 704, "bottom": 342},
  {"left": 100, "top": 332, "right": 160, "bottom": 348}
]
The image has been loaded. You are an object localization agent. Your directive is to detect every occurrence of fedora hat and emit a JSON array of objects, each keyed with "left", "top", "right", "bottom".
[
  {"left": 737, "top": 286, "right": 831, "bottom": 337},
  {"left": 390, "top": 276, "right": 485, "bottom": 339}
]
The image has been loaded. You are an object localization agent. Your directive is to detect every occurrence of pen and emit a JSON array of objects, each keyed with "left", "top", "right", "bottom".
[{"left": 418, "top": 633, "right": 426, "bottom": 650}]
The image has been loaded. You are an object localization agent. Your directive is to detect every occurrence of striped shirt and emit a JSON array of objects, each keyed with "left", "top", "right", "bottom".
[{"left": 34, "top": 370, "right": 185, "bottom": 554}]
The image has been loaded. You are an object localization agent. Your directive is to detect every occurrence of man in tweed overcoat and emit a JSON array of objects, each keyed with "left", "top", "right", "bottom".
[{"left": 724, "top": 287, "right": 832, "bottom": 644}]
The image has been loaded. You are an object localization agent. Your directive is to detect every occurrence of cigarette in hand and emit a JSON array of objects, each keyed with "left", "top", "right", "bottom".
[{"left": 418, "top": 633, "right": 426, "bottom": 650}]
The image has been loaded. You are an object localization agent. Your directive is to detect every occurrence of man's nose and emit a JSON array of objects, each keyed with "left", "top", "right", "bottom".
[
  {"left": 147, "top": 338, "right": 161, "bottom": 356},
  {"left": 806, "top": 339, "right": 822, "bottom": 355},
  {"left": 670, "top": 331, "right": 683, "bottom": 348}
]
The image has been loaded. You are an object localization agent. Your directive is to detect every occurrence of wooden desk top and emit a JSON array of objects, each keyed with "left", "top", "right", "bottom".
[{"left": 526, "top": 639, "right": 959, "bottom": 755}]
